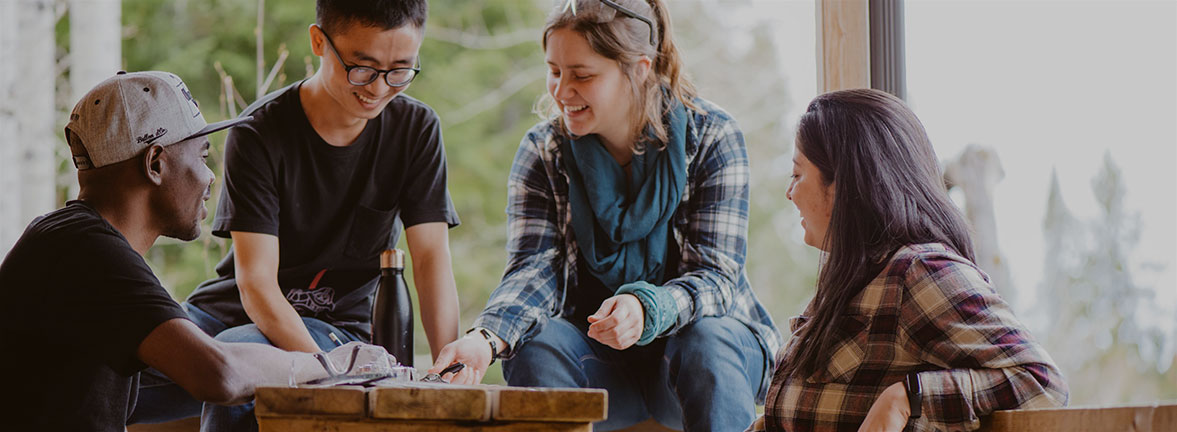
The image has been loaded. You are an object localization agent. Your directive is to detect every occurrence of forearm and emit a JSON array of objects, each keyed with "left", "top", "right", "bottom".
[
  {"left": 143, "top": 319, "right": 325, "bottom": 407},
  {"left": 661, "top": 262, "right": 739, "bottom": 333},
  {"left": 212, "top": 342, "right": 317, "bottom": 405},
  {"left": 471, "top": 247, "right": 563, "bottom": 356},
  {"left": 239, "top": 278, "right": 320, "bottom": 353},
  {"left": 918, "top": 366, "right": 1067, "bottom": 429},
  {"left": 412, "top": 258, "right": 460, "bottom": 361}
]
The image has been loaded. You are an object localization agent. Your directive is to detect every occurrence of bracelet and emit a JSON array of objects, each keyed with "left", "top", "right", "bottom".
[
  {"left": 904, "top": 373, "right": 922, "bottom": 418},
  {"left": 468, "top": 328, "right": 500, "bottom": 365}
]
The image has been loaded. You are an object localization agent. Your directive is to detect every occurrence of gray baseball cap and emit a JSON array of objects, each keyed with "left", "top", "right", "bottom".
[{"left": 64, "top": 71, "right": 251, "bottom": 170}]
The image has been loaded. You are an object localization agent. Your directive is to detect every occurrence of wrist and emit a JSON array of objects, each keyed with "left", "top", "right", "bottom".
[
  {"left": 616, "top": 282, "right": 676, "bottom": 346},
  {"left": 467, "top": 327, "right": 504, "bottom": 365}
]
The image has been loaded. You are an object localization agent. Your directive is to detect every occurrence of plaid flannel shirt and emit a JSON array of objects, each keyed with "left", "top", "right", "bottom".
[
  {"left": 472, "top": 98, "right": 782, "bottom": 395},
  {"left": 753, "top": 243, "right": 1068, "bottom": 432}
]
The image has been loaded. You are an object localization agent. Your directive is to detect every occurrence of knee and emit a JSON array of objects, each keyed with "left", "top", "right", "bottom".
[
  {"left": 666, "top": 317, "right": 745, "bottom": 365},
  {"left": 502, "top": 319, "right": 589, "bottom": 385},
  {"left": 213, "top": 325, "right": 273, "bottom": 345},
  {"left": 512, "top": 319, "right": 586, "bottom": 362}
]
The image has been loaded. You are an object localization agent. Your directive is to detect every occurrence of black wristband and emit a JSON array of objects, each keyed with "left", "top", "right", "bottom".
[
  {"left": 468, "top": 328, "right": 500, "bottom": 365},
  {"left": 904, "top": 373, "right": 922, "bottom": 418}
]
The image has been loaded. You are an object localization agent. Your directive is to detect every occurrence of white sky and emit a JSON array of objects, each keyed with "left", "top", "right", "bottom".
[{"left": 743, "top": 0, "right": 1175, "bottom": 357}]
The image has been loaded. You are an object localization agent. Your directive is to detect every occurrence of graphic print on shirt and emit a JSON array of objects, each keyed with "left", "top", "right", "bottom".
[{"left": 286, "top": 269, "right": 335, "bottom": 314}]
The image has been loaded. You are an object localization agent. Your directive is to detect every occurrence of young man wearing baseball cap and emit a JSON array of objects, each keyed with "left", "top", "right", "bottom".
[{"left": 0, "top": 71, "right": 376, "bottom": 430}]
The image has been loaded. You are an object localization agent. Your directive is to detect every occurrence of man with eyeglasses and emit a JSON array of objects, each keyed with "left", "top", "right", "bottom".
[{"left": 134, "top": 1, "right": 462, "bottom": 430}]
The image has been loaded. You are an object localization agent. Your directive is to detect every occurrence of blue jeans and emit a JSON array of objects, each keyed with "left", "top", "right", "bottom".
[
  {"left": 502, "top": 316, "right": 768, "bottom": 432},
  {"left": 127, "top": 303, "right": 363, "bottom": 432}
]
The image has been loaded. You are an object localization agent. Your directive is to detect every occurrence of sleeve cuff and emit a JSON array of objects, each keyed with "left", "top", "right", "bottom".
[
  {"left": 617, "top": 281, "right": 679, "bottom": 346},
  {"left": 472, "top": 308, "right": 536, "bottom": 358}
]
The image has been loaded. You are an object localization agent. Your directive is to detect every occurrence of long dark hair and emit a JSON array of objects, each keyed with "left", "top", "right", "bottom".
[{"left": 781, "top": 89, "right": 976, "bottom": 378}]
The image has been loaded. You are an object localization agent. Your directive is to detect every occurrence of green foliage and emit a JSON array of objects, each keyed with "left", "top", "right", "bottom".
[
  {"left": 109, "top": 0, "right": 817, "bottom": 386},
  {"left": 118, "top": 0, "right": 551, "bottom": 375}
]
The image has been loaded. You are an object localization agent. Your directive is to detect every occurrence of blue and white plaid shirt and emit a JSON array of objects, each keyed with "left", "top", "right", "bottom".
[{"left": 473, "top": 98, "right": 782, "bottom": 384}]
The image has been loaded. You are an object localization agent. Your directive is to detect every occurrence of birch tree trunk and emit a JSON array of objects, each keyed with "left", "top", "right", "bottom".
[
  {"left": 67, "top": 0, "right": 121, "bottom": 198},
  {"left": 1, "top": 0, "right": 22, "bottom": 253},
  {"left": 69, "top": 0, "right": 121, "bottom": 115},
  {"left": 944, "top": 144, "right": 1015, "bottom": 305},
  {"left": 2, "top": 0, "right": 57, "bottom": 254}
]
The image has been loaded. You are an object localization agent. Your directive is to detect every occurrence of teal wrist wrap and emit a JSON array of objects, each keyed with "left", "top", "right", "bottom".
[{"left": 616, "top": 281, "right": 678, "bottom": 346}]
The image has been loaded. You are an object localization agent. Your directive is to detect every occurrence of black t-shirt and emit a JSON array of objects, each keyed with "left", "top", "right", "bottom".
[
  {"left": 187, "top": 82, "right": 459, "bottom": 339},
  {"left": 0, "top": 201, "right": 188, "bottom": 431}
]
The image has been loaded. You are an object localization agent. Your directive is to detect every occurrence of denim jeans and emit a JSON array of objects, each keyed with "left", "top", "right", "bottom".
[
  {"left": 127, "top": 303, "right": 363, "bottom": 432},
  {"left": 502, "top": 316, "right": 768, "bottom": 432}
]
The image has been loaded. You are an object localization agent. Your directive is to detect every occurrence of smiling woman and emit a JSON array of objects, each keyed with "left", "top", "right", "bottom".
[
  {"left": 753, "top": 89, "right": 1068, "bottom": 432},
  {"left": 426, "top": 1, "right": 781, "bottom": 431}
]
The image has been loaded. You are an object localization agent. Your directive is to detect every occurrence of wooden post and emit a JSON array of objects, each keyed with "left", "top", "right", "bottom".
[{"left": 817, "top": 0, "right": 870, "bottom": 93}]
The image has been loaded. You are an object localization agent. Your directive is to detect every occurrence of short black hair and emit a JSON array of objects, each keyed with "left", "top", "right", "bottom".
[{"left": 316, "top": 0, "right": 428, "bottom": 36}]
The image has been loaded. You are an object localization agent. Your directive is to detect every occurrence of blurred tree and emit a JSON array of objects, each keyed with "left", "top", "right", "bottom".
[
  {"left": 670, "top": 0, "right": 820, "bottom": 322},
  {"left": 1038, "top": 154, "right": 1176, "bottom": 404},
  {"left": 110, "top": 0, "right": 823, "bottom": 373},
  {"left": 1, "top": 0, "right": 57, "bottom": 254},
  {"left": 17, "top": 0, "right": 1170, "bottom": 403},
  {"left": 944, "top": 144, "right": 1014, "bottom": 306}
]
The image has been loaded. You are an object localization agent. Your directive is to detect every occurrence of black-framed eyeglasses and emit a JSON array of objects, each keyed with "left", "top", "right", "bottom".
[
  {"left": 320, "top": 30, "right": 421, "bottom": 87},
  {"left": 566, "top": 0, "right": 657, "bottom": 47}
]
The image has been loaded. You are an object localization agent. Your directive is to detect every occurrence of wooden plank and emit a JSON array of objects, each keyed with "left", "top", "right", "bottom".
[
  {"left": 978, "top": 404, "right": 1177, "bottom": 432},
  {"left": 816, "top": 0, "right": 870, "bottom": 92},
  {"left": 368, "top": 383, "right": 493, "bottom": 421},
  {"left": 258, "top": 417, "right": 592, "bottom": 432},
  {"left": 255, "top": 386, "right": 367, "bottom": 417},
  {"left": 493, "top": 386, "right": 607, "bottom": 422}
]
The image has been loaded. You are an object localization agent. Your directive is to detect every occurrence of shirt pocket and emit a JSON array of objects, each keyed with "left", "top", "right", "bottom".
[
  {"left": 345, "top": 204, "right": 398, "bottom": 260},
  {"left": 806, "top": 313, "right": 873, "bottom": 384}
]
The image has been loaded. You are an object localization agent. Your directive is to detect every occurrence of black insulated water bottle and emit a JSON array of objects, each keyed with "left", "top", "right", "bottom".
[{"left": 373, "top": 249, "right": 412, "bottom": 366}]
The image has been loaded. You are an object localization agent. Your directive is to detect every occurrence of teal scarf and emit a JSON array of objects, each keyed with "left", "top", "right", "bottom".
[{"left": 561, "top": 100, "right": 688, "bottom": 289}]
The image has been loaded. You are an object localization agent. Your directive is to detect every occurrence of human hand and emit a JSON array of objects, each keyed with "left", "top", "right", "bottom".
[
  {"left": 858, "top": 381, "right": 911, "bottom": 432},
  {"left": 427, "top": 333, "right": 492, "bottom": 385},
  {"left": 586, "top": 294, "right": 645, "bottom": 350}
]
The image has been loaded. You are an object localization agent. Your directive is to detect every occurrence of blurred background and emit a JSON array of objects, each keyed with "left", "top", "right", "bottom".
[{"left": 1, "top": 0, "right": 1173, "bottom": 405}]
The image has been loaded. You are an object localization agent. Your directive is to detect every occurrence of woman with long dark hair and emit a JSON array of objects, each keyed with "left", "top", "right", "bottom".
[
  {"left": 753, "top": 89, "right": 1068, "bottom": 431},
  {"left": 428, "top": 1, "right": 780, "bottom": 430}
]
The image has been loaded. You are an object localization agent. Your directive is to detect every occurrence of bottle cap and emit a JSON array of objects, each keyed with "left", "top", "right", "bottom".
[{"left": 380, "top": 249, "right": 405, "bottom": 269}]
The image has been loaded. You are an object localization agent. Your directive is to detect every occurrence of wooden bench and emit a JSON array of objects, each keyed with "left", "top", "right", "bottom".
[{"left": 253, "top": 383, "right": 607, "bottom": 431}]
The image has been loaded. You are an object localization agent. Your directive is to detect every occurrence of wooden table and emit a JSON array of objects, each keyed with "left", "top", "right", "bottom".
[{"left": 255, "top": 382, "right": 608, "bottom": 431}]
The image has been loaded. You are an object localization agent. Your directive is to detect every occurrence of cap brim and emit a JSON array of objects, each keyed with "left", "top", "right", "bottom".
[{"left": 181, "top": 115, "right": 253, "bottom": 142}]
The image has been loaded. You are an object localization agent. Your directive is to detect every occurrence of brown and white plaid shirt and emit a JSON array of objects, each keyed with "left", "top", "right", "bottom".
[{"left": 752, "top": 243, "right": 1068, "bottom": 432}]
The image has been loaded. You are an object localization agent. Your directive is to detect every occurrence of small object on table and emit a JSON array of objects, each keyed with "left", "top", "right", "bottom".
[{"left": 420, "top": 362, "right": 465, "bottom": 383}]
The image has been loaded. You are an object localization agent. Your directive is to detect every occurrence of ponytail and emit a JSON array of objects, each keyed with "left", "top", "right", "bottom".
[{"left": 649, "top": 0, "right": 696, "bottom": 114}]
